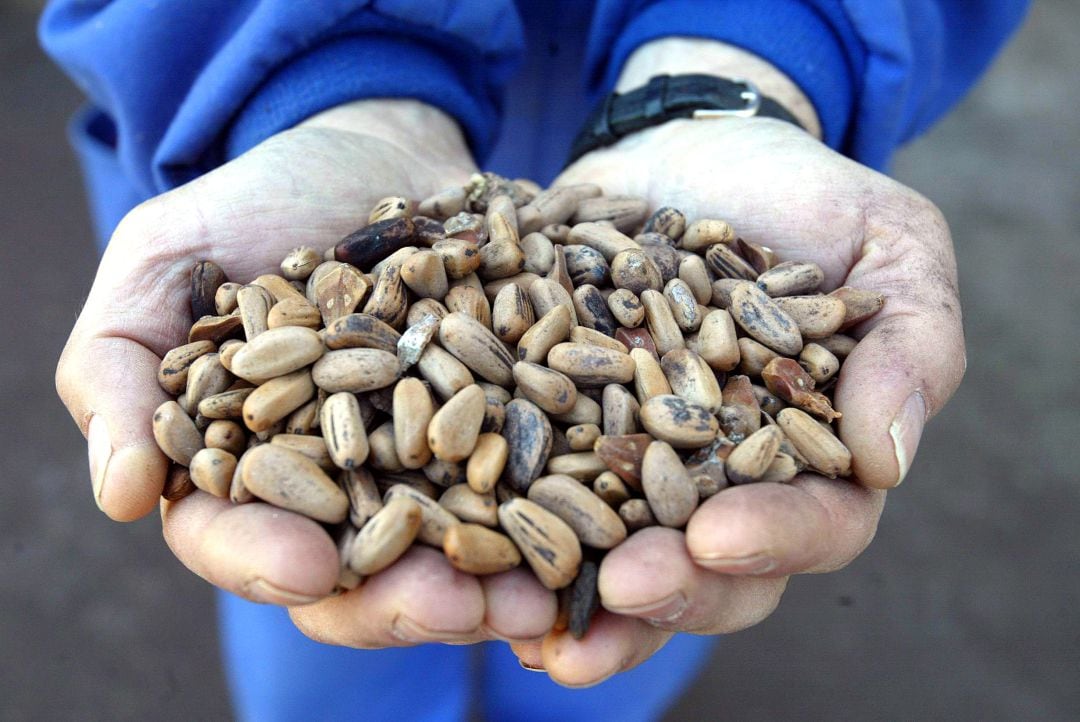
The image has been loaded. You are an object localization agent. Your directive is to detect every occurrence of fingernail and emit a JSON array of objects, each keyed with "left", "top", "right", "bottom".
[
  {"left": 889, "top": 391, "right": 926, "bottom": 486},
  {"left": 609, "top": 592, "right": 687, "bottom": 624},
  {"left": 391, "top": 615, "right": 479, "bottom": 644},
  {"left": 87, "top": 415, "right": 112, "bottom": 511},
  {"left": 248, "top": 578, "right": 323, "bottom": 606},
  {"left": 692, "top": 553, "right": 777, "bottom": 575},
  {"left": 519, "top": 659, "right": 545, "bottom": 672}
]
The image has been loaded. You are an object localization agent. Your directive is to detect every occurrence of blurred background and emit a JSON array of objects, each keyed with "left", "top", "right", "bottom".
[{"left": 2, "top": 1, "right": 1077, "bottom": 720}]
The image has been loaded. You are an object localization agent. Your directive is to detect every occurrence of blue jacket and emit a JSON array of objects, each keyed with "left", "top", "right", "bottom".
[{"left": 40, "top": 0, "right": 1028, "bottom": 241}]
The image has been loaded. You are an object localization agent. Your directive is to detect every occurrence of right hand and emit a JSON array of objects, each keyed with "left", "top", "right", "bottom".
[{"left": 55, "top": 100, "right": 559, "bottom": 646}]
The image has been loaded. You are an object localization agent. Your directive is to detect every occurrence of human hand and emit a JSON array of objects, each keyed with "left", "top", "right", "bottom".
[
  {"left": 55, "top": 99, "right": 558, "bottom": 646},
  {"left": 517, "top": 45, "right": 966, "bottom": 685}
]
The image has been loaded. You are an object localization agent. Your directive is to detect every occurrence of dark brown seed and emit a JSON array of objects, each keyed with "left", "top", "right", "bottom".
[
  {"left": 568, "top": 559, "right": 600, "bottom": 640},
  {"left": 335, "top": 217, "right": 416, "bottom": 269},
  {"left": 643, "top": 206, "right": 686, "bottom": 240},
  {"left": 705, "top": 243, "right": 758, "bottom": 281},
  {"left": 592, "top": 433, "right": 652, "bottom": 490},
  {"left": 563, "top": 245, "right": 610, "bottom": 287},
  {"left": 162, "top": 464, "right": 197, "bottom": 502},
  {"left": 500, "top": 399, "right": 553, "bottom": 492},
  {"left": 191, "top": 260, "right": 227, "bottom": 320},
  {"left": 572, "top": 284, "right": 618, "bottom": 336}
]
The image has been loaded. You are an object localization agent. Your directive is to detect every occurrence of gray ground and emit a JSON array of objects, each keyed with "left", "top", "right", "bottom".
[{"left": 1, "top": 1, "right": 1077, "bottom": 720}]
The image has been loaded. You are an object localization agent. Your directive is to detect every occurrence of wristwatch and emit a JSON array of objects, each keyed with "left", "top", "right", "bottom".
[{"left": 567, "top": 74, "right": 805, "bottom": 164}]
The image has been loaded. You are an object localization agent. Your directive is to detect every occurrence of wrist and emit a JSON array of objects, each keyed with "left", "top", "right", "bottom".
[
  {"left": 616, "top": 38, "right": 821, "bottom": 140},
  {"left": 300, "top": 99, "right": 474, "bottom": 169}
]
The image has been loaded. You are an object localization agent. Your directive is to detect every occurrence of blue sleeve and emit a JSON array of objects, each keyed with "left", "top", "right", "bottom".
[
  {"left": 587, "top": 0, "right": 1030, "bottom": 169},
  {"left": 39, "top": 0, "right": 524, "bottom": 198}
]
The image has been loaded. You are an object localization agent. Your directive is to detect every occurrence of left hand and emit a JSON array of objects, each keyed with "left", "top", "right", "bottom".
[{"left": 512, "top": 112, "right": 964, "bottom": 686}]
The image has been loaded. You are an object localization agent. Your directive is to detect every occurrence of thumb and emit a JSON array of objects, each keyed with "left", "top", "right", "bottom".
[{"left": 835, "top": 204, "right": 966, "bottom": 489}]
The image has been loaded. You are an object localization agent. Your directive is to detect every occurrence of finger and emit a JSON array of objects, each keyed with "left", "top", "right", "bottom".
[
  {"left": 601, "top": 527, "right": 788, "bottom": 634},
  {"left": 289, "top": 546, "right": 487, "bottom": 648},
  {"left": 162, "top": 493, "right": 338, "bottom": 604},
  {"left": 479, "top": 568, "right": 559, "bottom": 642},
  {"left": 510, "top": 639, "right": 546, "bottom": 671},
  {"left": 685, "top": 476, "right": 884, "bottom": 576},
  {"left": 838, "top": 205, "right": 966, "bottom": 488},
  {"left": 540, "top": 610, "right": 673, "bottom": 688}
]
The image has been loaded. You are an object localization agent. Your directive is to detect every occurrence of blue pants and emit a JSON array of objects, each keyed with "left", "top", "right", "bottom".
[{"left": 219, "top": 592, "right": 717, "bottom": 721}]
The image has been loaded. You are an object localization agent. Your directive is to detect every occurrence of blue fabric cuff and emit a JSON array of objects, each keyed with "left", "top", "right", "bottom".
[
  {"left": 599, "top": 0, "right": 858, "bottom": 150},
  {"left": 225, "top": 33, "right": 495, "bottom": 166}
]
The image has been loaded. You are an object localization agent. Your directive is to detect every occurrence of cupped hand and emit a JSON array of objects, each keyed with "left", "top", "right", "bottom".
[
  {"left": 523, "top": 116, "right": 966, "bottom": 685},
  {"left": 55, "top": 100, "right": 557, "bottom": 647}
]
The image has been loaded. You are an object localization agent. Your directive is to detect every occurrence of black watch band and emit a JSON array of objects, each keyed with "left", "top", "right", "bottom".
[{"left": 567, "top": 74, "right": 805, "bottom": 164}]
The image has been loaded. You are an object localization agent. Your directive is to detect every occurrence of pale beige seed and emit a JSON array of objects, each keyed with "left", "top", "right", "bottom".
[
  {"left": 305, "top": 260, "right": 340, "bottom": 304},
  {"left": 593, "top": 471, "right": 631, "bottom": 508},
  {"left": 759, "top": 452, "right": 799, "bottom": 484},
  {"left": 610, "top": 249, "right": 663, "bottom": 295},
  {"left": 417, "top": 344, "right": 474, "bottom": 400},
  {"left": 229, "top": 326, "right": 324, "bottom": 383},
  {"left": 392, "top": 378, "right": 435, "bottom": 469},
  {"left": 545, "top": 452, "right": 608, "bottom": 481},
  {"left": 697, "top": 309, "right": 740, "bottom": 372},
  {"left": 466, "top": 432, "right": 508, "bottom": 494},
  {"left": 829, "top": 286, "right": 885, "bottom": 326},
  {"left": 516, "top": 304, "right": 572, "bottom": 363},
  {"left": 517, "top": 184, "right": 600, "bottom": 233},
  {"left": 214, "top": 282, "right": 242, "bottom": 315},
  {"left": 546, "top": 243, "right": 574, "bottom": 296},
  {"left": 777, "top": 408, "right": 852, "bottom": 478},
  {"left": 756, "top": 261, "right": 825, "bottom": 297},
  {"left": 566, "top": 424, "right": 601, "bottom": 451},
  {"left": 520, "top": 232, "right": 556, "bottom": 274},
  {"left": 546, "top": 342, "right": 636, "bottom": 387},
  {"left": 367, "top": 421, "right": 405, "bottom": 473},
  {"left": 251, "top": 274, "right": 306, "bottom": 304},
  {"left": 237, "top": 284, "right": 274, "bottom": 340},
  {"left": 601, "top": 383, "right": 639, "bottom": 436},
  {"left": 816, "top": 333, "right": 858, "bottom": 359},
  {"left": 773, "top": 295, "right": 847, "bottom": 339},
  {"left": 630, "top": 347, "right": 672, "bottom": 404},
  {"left": 443, "top": 523, "right": 522, "bottom": 575},
  {"left": 710, "top": 278, "right": 741, "bottom": 308},
  {"left": 661, "top": 348, "right": 724, "bottom": 414},
  {"left": 348, "top": 497, "right": 422, "bottom": 575},
  {"left": 483, "top": 272, "right": 542, "bottom": 301},
  {"left": 448, "top": 271, "right": 483, "bottom": 293},
  {"left": 158, "top": 340, "right": 217, "bottom": 395},
  {"left": 640, "top": 394, "right": 719, "bottom": 448},
  {"left": 336, "top": 526, "right": 362, "bottom": 592},
  {"left": 571, "top": 195, "right": 649, "bottom": 233},
  {"left": 342, "top": 467, "right": 383, "bottom": 527},
  {"left": 618, "top": 498, "right": 656, "bottom": 532},
  {"left": 188, "top": 313, "right": 243, "bottom": 345},
  {"left": 569, "top": 325, "right": 628, "bottom": 353},
  {"left": 242, "top": 369, "right": 315, "bottom": 433},
  {"left": 319, "top": 392, "right": 369, "bottom": 470},
  {"left": 315, "top": 263, "right": 371, "bottom": 327},
  {"left": 486, "top": 195, "right": 520, "bottom": 241},
  {"left": 548, "top": 392, "right": 604, "bottom": 427},
  {"left": 188, "top": 448, "right": 237, "bottom": 498},
  {"left": 204, "top": 419, "right": 246, "bottom": 457},
  {"left": 737, "top": 337, "right": 780, "bottom": 377},
  {"left": 368, "top": 196, "right": 411, "bottom": 223},
  {"left": 728, "top": 281, "right": 804, "bottom": 356},
  {"left": 725, "top": 425, "right": 783, "bottom": 484},
  {"left": 197, "top": 388, "right": 254, "bottom": 420},
  {"left": 678, "top": 255, "right": 713, "bottom": 305},
  {"left": 185, "top": 353, "right": 233, "bottom": 410},
  {"left": 227, "top": 448, "right": 255, "bottom": 503},
  {"left": 311, "top": 349, "right": 400, "bottom": 393},
  {"left": 641, "top": 440, "right": 698, "bottom": 527},
  {"left": 432, "top": 238, "right": 482, "bottom": 280},
  {"left": 491, "top": 282, "right": 535, "bottom": 343},
  {"left": 280, "top": 246, "right": 322, "bottom": 281},
  {"left": 267, "top": 297, "right": 321, "bottom": 330},
  {"left": 640, "top": 289, "right": 685, "bottom": 355},
  {"left": 218, "top": 339, "right": 243, "bottom": 372},
  {"left": 607, "top": 288, "right": 644, "bottom": 327},
  {"left": 400, "top": 249, "right": 449, "bottom": 299},
  {"left": 566, "top": 222, "right": 640, "bottom": 261},
  {"left": 498, "top": 498, "right": 581, "bottom": 590},
  {"left": 371, "top": 247, "right": 418, "bottom": 277},
  {"left": 362, "top": 264, "right": 408, "bottom": 329},
  {"left": 528, "top": 474, "right": 627, "bottom": 549},
  {"left": 444, "top": 285, "right": 491, "bottom": 328},
  {"left": 153, "top": 400, "right": 204, "bottom": 466},
  {"left": 427, "top": 384, "right": 486, "bottom": 462},
  {"left": 438, "top": 312, "right": 515, "bottom": 386},
  {"left": 423, "top": 457, "right": 467, "bottom": 487},
  {"left": 512, "top": 362, "right": 577, "bottom": 415},
  {"left": 285, "top": 397, "right": 319, "bottom": 434},
  {"left": 418, "top": 186, "right": 467, "bottom": 218},
  {"left": 800, "top": 343, "right": 840, "bottom": 384},
  {"left": 478, "top": 240, "right": 525, "bottom": 280},
  {"left": 439, "top": 483, "right": 498, "bottom": 526},
  {"left": 383, "top": 483, "right": 460, "bottom": 547},
  {"left": 242, "top": 444, "right": 348, "bottom": 523},
  {"left": 270, "top": 434, "right": 335, "bottom": 473},
  {"left": 680, "top": 219, "right": 735, "bottom": 253},
  {"left": 664, "top": 278, "right": 702, "bottom": 332},
  {"left": 528, "top": 277, "right": 578, "bottom": 327}
]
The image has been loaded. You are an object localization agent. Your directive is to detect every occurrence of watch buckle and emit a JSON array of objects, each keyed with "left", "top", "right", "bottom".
[{"left": 692, "top": 80, "right": 762, "bottom": 119}]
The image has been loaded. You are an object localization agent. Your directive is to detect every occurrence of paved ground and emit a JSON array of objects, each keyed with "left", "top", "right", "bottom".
[{"left": 1, "top": 2, "right": 1077, "bottom": 720}]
